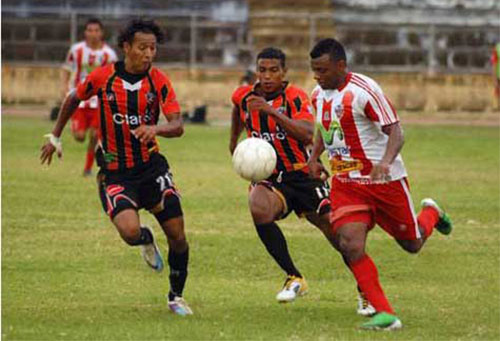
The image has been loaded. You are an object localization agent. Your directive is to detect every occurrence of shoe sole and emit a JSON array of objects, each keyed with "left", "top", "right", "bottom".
[
  {"left": 141, "top": 226, "right": 164, "bottom": 273},
  {"left": 361, "top": 319, "right": 403, "bottom": 331},
  {"left": 277, "top": 289, "right": 308, "bottom": 303}
]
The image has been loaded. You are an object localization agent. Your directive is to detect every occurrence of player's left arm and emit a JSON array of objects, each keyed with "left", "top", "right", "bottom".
[
  {"left": 246, "top": 94, "right": 314, "bottom": 143},
  {"left": 369, "top": 122, "right": 405, "bottom": 181},
  {"left": 132, "top": 72, "right": 184, "bottom": 143}
]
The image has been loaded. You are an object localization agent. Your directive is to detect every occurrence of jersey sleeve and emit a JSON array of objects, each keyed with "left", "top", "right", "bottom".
[
  {"left": 289, "top": 88, "right": 314, "bottom": 123},
  {"left": 62, "top": 46, "right": 74, "bottom": 72},
  {"left": 75, "top": 68, "right": 101, "bottom": 101},
  {"left": 359, "top": 81, "right": 398, "bottom": 126},
  {"left": 155, "top": 71, "right": 180, "bottom": 116},
  {"left": 108, "top": 48, "right": 118, "bottom": 63},
  {"left": 231, "top": 86, "right": 249, "bottom": 107}
]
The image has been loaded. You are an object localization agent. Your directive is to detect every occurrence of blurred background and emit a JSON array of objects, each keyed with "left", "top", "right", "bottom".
[{"left": 2, "top": 0, "right": 500, "bottom": 118}]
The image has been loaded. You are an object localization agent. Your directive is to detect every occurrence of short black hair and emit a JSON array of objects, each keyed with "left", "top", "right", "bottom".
[
  {"left": 84, "top": 18, "right": 103, "bottom": 30},
  {"left": 310, "top": 38, "right": 346, "bottom": 62},
  {"left": 257, "top": 47, "right": 286, "bottom": 68},
  {"left": 118, "top": 19, "right": 164, "bottom": 48}
]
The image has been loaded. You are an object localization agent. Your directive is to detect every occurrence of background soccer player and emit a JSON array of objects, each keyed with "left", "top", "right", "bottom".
[
  {"left": 230, "top": 47, "right": 336, "bottom": 303},
  {"left": 491, "top": 42, "right": 500, "bottom": 110},
  {"left": 61, "top": 18, "right": 117, "bottom": 176},
  {"left": 308, "top": 38, "right": 453, "bottom": 330},
  {"left": 41, "top": 19, "right": 193, "bottom": 316}
]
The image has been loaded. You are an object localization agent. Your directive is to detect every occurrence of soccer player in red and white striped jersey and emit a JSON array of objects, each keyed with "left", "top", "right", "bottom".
[
  {"left": 61, "top": 18, "right": 117, "bottom": 176},
  {"left": 308, "top": 38, "right": 453, "bottom": 330},
  {"left": 41, "top": 19, "right": 192, "bottom": 316}
]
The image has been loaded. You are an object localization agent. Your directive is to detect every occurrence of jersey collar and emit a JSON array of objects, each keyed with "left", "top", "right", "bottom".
[{"left": 337, "top": 72, "right": 352, "bottom": 92}]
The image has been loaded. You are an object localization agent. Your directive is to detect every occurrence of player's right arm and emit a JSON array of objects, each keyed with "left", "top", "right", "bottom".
[
  {"left": 40, "top": 91, "right": 81, "bottom": 165},
  {"left": 229, "top": 105, "right": 244, "bottom": 155},
  {"left": 229, "top": 86, "right": 247, "bottom": 155},
  {"left": 307, "top": 130, "right": 327, "bottom": 180},
  {"left": 41, "top": 66, "right": 102, "bottom": 165}
]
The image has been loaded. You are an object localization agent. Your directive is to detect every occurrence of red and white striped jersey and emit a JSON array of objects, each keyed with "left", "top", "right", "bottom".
[
  {"left": 311, "top": 72, "right": 407, "bottom": 183},
  {"left": 63, "top": 41, "right": 117, "bottom": 108}
]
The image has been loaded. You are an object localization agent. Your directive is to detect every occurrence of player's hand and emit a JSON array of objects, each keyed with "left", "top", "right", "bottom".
[
  {"left": 369, "top": 162, "right": 391, "bottom": 182},
  {"left": 40, "top": 134, "right": 63, "bottom": 165},
  {"left": 308, "top": 159, "right": 328, "bottom": 181},
  {"left": 247, "top": 95, "right": 274, "bottom": 115},
  {"left": 132, "top": 125, "right": 157, "bottom": 144}
]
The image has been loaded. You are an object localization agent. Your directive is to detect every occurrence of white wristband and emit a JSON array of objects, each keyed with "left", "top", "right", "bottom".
[{"left": 44, "top": 133, "right": 62, "bottom": 153}]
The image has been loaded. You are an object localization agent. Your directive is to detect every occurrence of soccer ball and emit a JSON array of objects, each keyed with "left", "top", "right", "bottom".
[{"left": 232, "top": 138, "right": 277, "bottom": 182}]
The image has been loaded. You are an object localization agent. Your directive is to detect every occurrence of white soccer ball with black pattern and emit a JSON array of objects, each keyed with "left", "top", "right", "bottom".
[{"left": 232, "top": 138, "right": 277, "bottom": 182}]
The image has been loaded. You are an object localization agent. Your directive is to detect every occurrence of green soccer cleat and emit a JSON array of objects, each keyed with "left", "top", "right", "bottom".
[
  {"left": 360, "top": 312, "right": 402, "bottom": 331},
  {"left": 421, "top": 198, "right": 453, "bottom": 235}
]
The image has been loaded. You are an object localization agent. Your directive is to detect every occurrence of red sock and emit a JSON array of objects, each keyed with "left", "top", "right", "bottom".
[
  {"left": 84, "top": 149, "right": 95, "bottom": 172},
  {"left": 417, "top": 206, "right": 439, "bottom": 239},
  {"left": 349, "top": 254, "right": 394, "bottom": 314}
]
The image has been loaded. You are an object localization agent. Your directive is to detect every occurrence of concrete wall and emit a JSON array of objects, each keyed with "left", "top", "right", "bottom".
[{"left": 2, "top": 64, "right": 495, "bottom": 114}]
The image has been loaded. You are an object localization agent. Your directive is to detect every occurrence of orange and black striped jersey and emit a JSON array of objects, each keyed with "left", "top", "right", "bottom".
[
  {"left": 232, "top": 82, "right": 314, "bottom": 174},
  {"left": 76, "top": 61, "right": 180, "bottom": 172}
]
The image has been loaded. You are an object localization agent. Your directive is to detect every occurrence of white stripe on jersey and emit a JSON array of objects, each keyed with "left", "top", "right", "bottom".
[{"left": 399, "top": 179, "right": 420, "bottom": 239}]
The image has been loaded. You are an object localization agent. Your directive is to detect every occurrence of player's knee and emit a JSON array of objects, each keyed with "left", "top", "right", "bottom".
[
  {"left": 250, "top": 204, "right": 274, "bottom": 224},
  {"left": 73, "top": 132, "right": 85, "bottom": 142},
  {"left": 337, "top": 234, "right": 365, "bottom": 260},
  {"left": 399, "top": 240, "right": 422, "bottom": 254},
  {"left": 249, "top": 191, "right": 276, "bottom": 224},
  {"left": 119, "top": 226, "right": 141, "bottom": 246}
]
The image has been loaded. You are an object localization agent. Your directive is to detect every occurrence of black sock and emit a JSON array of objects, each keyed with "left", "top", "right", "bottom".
[
  {"left": 255, "top": 222, "right": 302, "bottom": 278},
  {"left": 128, "top": 227, "right": 154, "bottom": 246},
  {"left": 168, "top": 247, "right": 189, "bottom": 300}
]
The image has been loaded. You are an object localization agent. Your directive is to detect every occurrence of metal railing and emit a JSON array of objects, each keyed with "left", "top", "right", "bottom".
[{"left": 2, "top": 5, "right": 498, "bottom": 73}]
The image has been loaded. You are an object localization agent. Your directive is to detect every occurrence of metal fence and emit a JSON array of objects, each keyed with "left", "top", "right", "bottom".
[{"left": 2, "top": 5, "right": 499, "bottom": 73}]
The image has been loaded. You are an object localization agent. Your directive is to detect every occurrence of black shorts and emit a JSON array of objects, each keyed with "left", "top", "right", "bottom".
[
  {"left": 97, "top": 153, "right": 183, "bottom": 222},
  {"left": 253, "top": 170, "right": 331, "bottom": 219}
]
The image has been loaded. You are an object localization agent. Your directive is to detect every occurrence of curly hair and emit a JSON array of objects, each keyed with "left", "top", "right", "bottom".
[
  {"left": 117, "top": 19, "right": 164, "bottom": 48},
  {"left": 257, "top": 47, "right": 286, "bottom": 68}
]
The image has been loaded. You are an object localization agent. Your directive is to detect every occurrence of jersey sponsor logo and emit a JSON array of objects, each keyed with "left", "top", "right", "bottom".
[
  {"left": 112, "top": 112, "right": 153, "bottom": 125},
  {"left": 251, "top": 130, "right": 287, "bottom": 141},
  {"left": 317, "top": 120, "right": 344, "bottom": 145},
  {"left": 330, "top": 158, "right": 363, "bottom": 175}
]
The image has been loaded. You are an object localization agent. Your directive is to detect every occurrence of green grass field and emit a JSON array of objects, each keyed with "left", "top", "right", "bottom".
[{"left": 2, "top": 115, "right": 500, "bottom": 340}]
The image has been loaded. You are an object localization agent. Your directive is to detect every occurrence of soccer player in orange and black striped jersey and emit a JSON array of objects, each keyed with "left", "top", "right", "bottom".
[
  {"left": 40, "top": 19, "right": 193, "bottom": 315},
  {"left": 229, "top": 47, "right": 334, "bottom": 303}
]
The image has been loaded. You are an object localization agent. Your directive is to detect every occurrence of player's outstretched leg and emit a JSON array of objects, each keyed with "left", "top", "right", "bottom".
[
  {"left": 112, "top": 210, "right": 164, "bottom": 272},
  {"left": 420, "top": 198, "right": 453, "bottom": 235},
  {"left": 160, "top": 215, "right": 193, "bottom": 316},
  {"left": 139, "top": 225, "right": 164, "bottom": 272},
  {"left": 250, "top": 185, "right": 306, "bottom": 303}
]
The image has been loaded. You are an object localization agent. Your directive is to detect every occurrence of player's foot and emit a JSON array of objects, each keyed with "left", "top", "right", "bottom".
[
  {"left": 360, "top": 312, "right": 402, "bottom": 331},
  {"left": 83, "top": 169, "right": 92, "bottom": 177},
  {"left": 421, "top": 198, "right": 453, "bottom": 235},
  {"left": 140, "top": 226, "right": 164, "bottom": 272},
  {"left": 357, "top": 292, "right": 376, "bottom": 317},
  {"left": 276, "top": 275, "right": 308, "bottom": 303},
  {"left": 167, "top": 296, "right": 193, "bottom": 316}
]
